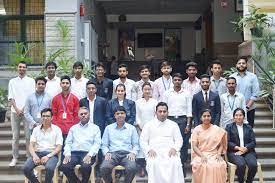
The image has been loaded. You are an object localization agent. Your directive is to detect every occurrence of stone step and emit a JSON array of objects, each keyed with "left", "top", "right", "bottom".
[
  {"left": 253, "top": 128, "right": 275, "bottom": 137},
  {"left": 255, "top": 147, "right": 275, "bottom": 159},
  {"left": 256, "top": 137, "right": 275, "bottom": 147}
]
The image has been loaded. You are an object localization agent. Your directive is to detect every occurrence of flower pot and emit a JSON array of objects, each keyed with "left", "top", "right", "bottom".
[
  {"left": 0, "top": 110, "right": 6, "bottom": 123},
  {"left": 250, "top": 27, "right": 264, "bottom": 37}
]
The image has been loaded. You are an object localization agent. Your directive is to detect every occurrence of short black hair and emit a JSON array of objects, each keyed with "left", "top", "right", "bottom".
[
  {"left": 96, "top": 62, "right": 105, "bottom": 70},
  {"left": 86, "top": 80, "right": 97, "bottom": 88},
  {"left": 160, "top": 60, "right": 171, "bottom": 69},
  {"left": 237, "top": 56, "right": 249, "bottom": 63},
  {"left": 199, "top": 108, "right": 212, "bottom": 119},
  {"left": 45, "top": 61, "right": 57, "bottom": 69},
  {"left": 73, "top": 61, "right": 84, "bottom": 69},
  {"left": 233, "top": 108, "right": 245, "bottom": 118},
  {"left": 139, "top": 65, "right": 151, "bottom": 73},
  {"left": 60, "top": 75, "right": 71, "bottom": 84},
  {"left": 142, "top": 81, "right": 152, "bottom": 89},
  {"left": 227, "top": 77, "right": 236, "bottom": 83},
  {"left": 35, "top": 76, "right": 47, "bottom": 84},
  {"left": 156, "top": 102, "right": 168, "bottom": 111},
  {"left": 200, "top": 74, "right": 210, "bottom": 80},
  {"left": 186, "top": 61, "right": 198, "bottom": 70},
  {"left": 114, "top": 106, "right": 126, "bottom": 114},
  {"left": 210, "top": 59, "right": 222, "bottom": 68},
  {"left": 172, "top": 73, "right": 183, "bottom": 80},
  {"left": 115, "top": 83, "right": 126, "bottom": 91},
  {"left": 18, "top": 61, "right": 27, "bottom": 67},
  {"left": 118, "top": 63, "right": 128, "bottom": 71},
  {"left": 40, "top": 108, "right": 53, "bottom": 116}
]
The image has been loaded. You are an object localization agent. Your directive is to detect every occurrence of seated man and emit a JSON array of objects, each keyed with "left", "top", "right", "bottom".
[
  {"left": 140, "top": 102, "right": 184, "bottom": 183},
  {"left": 226, "top": 108, "right": 257, "bottom": 183},
  {"left": 61, "top": 107, "right": 101, "bottom": 183},
  {"left": 100, "top": 106, "right": 139, "bottom": 183},
  {"left": 23, "top": 108, "right": 63, "bottom": 183}
]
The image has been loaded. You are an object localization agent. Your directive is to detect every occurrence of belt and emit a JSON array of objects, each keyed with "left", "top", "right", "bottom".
[{"left": 168, "top": 115, "right": 186, "bottom": 119}]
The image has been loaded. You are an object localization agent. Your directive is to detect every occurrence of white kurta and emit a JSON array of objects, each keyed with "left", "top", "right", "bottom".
[{"left": 140, "top": 118, "right": 185, "bottom": 183}]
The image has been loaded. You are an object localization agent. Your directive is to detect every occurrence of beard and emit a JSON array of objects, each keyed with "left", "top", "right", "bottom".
[{"left": 237, "top": 66, "right": 247, "bottom": 72}]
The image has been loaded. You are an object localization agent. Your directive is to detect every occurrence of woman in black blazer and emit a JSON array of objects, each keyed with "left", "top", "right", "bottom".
[{"left": 226, "top": 108, "right": 257, "bottom": 183}]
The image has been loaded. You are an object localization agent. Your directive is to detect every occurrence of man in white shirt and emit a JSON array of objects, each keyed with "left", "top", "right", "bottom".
[
  {"left": 8, "top": 61, "right": 35, "bottom": 166},
  {"left": 163, "top": 73, "right": 192, "bottom": 176},
  {"left": 140, "top": 102, "right": 184, "bottom": 183},
  {"left": 131, "top": 65, "right": 154, "bottom": 101},
  {"left": 182, "top": 61, "right": 201, "bottom": 96},
  {"left": 45, "top": 61, "right": 61, "bottom": 98},
  {"left": 209, "top": 60, "right": 227, "bottom": 96},
  {"left": 152, "top": 60, "right": 173, "bottom": 101},
  {"left": 62, "top": 107, "right": 101, "bottom": 183},
  {"left": 113, "top": 64, "right": 135, "bottom": 100},
  {"left": 220, "top": 77, "right": 246, "bottom": 128},
  {"left": 23, "top": 108, "right": 63, "bottom": 183},
  {"left": 71, "top": 61, "right": 89, "bottom": 99}
]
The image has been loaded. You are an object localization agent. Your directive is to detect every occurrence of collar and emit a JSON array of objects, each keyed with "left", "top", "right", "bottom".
[
  {"left": 88, "top": 96, "right": 96, "bottom": 102},
  {"left": 162, "top": 75, "right": 171, "bottom": 81},
  {"left": 226, "top": 91, "right": 238, "bottom": 97},
  {"left": 187, "top": 77, "right": 199, "bottom": 83},
  {"left": 172, "top": 88, "right": 184, "bottom": 93},
  {"left": 46, "top": 75, "right": 58, "bottom": 81},
  {"left": 119, "top": 78, "right": 129, "bottom": 84},
  {"left": 40, "top": 124, "right": 52, "bottom": 132},
  {"left": 35, "top": 91, "right": 45, "bottom": 96},
  {"left": 17, "top": 75, "right": 27, "bottom": 80},
  {"left": 115, "top": 122, "right": 127, "bottom": 129},
  {"left": 237, "top": 71, "right": 247, "bottom": 76},
  {"left": 202, "top": 89, "right": 210, "bottom": 93},
  {"left": 236, "top": 123, "right": 244, "bottom": 128},
  {"left": 73, "top": 76, "right": 84, "bottom": 81},
  {"left": 211, "top": 76, "right": 224, "bottom": 81},
  {"left": 79, "top": 121, "right": 89, "bottom": 127}
]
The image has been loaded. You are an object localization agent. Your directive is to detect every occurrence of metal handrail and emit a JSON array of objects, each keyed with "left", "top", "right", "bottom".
[{"left": 252, "top": 58, "right": 275, "bottom": 85}]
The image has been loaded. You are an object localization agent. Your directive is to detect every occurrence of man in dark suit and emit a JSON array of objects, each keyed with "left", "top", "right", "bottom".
[
  {"left": 79, "top": 80, "right": 107, "bottom": 135},
  {"left": 226, "top": 108, "right": 257, "bottom": 183},
  {"left": 192, "top": 74, "right": 221, "bottom": 126},
  {"left": 91, "top": 62, "right": 113, "bottom": 100}
]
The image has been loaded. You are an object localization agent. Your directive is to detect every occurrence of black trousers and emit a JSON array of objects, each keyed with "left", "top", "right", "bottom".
[
  {"left": 228, "top": 152, "right": 257, "bottom": 183},
  {"left": 247, "top": 109, "right": 255, "bottom": 128}
]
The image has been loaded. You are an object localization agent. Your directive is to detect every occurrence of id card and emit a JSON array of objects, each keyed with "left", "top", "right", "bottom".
[{"left": 62, "top": 112, "right": 67, "bottom": 119}]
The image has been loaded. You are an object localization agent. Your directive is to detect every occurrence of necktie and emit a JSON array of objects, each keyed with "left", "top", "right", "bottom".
[{"left": 205, "top": 91, "right": 208, "bottom": 103}]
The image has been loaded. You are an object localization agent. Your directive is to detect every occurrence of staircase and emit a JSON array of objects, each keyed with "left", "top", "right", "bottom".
[{"left": 0, "top": 101, "right": 274, "bottom": 183}]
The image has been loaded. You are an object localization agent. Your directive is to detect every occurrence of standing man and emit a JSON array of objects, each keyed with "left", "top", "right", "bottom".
[
  {"left": 91, "top": 62, "right": 113, "bottom": 100},
  {"left": 23, "top": 108, "right": 63, "bottom": 183},
  {"left": 131, "top": 65, "right": 154, "bottom": 101},
  {"left": 71, "top": 61, "right": 89, "bottom": 99},
  {"left": 162, "top": 73, "right": 192, "bottom": 177},
  {"left": 220, "top": 77, "right": 246, "bottom": 128},
  {"left": 79, "top": 80, "right": 107, "bottom": 135},
  {"left": 140, "top": 102, "right": 184, "bottom": 183},
  {"left": 230, "top": 56, "right": 260, "bottom": 128},
  {"left": 51, "top": 75, "right": 79, "bottom": 153},
  {"left": 209, "top": 60, "right": 227, "bottom": 96},
  {"left": 182, "top": 61, "right": 201, "bottom": 96},
  {"left": 152, "top": 60, "right": 173, "bottom": 101},
  {"left": 8, "top": 61, "right": 35, "bottom": 166},
  {"left": 62, "top": 107, "right": 101, "bottom": 183},
  {"left": 24, "top": 76, "right": 52, "bottom": 132},
  {"left": 113, "top": 64, "right": 135, "bottom": 100},
  {"left": 45, "top": 61, "right": 62, "bottom": 98},
  {"left": 101, "top": 106, "right": 139, "bottom": 183},
  {"left": 192, "top": 74, "right": 221, "bottom": 126}
]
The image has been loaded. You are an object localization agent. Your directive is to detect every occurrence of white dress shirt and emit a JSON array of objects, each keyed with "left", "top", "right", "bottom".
[
  {"left": 135, "top": 98, "right": 158, "bottom": 128},
  {"left": 113, "top": 78, "right": 135, "bottom": 100},
  {"left": 8, "top": 76, "right": 35, "bottom": 112},
  {"left": 71, "top": 76, "right": 89, "bottom": 99},
  {"left": 182, "top": 77, "right": 201, "bottom": 96},
  {"left": 162, "top": 88, "right": 192, "bottom": 117},
  {"left": 30, "top": 124, "right": 63, "bottom": 152},
  {"left": 88, "top": 96, "right": 96, "bottom": 123},
  {"left": 45, "top": 76, "right": 61, "bottom": 98},
  {"left": 152, "top": 76, "right": 173, "bottom": 101},
  {"left": 236, "top": 124, "right": 244, "bottom": 147}
]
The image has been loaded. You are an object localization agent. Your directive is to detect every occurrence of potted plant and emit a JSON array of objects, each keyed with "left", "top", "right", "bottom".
[
  {"left": 0, "top": 87, "right": 8, "bottom": 123},
  {"left": 231, "top": 5, "right": 271, "bottom": 37}
]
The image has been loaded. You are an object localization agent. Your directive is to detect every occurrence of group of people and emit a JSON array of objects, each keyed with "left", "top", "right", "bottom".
[{"left": 7, "top": 56, "right": 260, "bottom": 183}]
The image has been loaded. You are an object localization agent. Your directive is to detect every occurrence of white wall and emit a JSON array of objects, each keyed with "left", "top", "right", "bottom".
[{"left": 213, "top": 0, "right": 242, "bottom": 42}]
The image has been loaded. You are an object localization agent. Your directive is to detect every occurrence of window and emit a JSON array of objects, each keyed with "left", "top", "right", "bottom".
[{"left": 0, "top": 0, "right": 44, "bottom": 65}]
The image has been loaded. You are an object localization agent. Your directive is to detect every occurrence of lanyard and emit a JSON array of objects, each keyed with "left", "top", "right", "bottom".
[
  {"left": 36, "top": 93, "right": 45, "bottom": 110},
  {"left": 227, "top": 95, "right": 236, "bottom": 111},
  {"left": 162, "top": 76, "right": 171, "bottom": 91},
  {"left": 60, "top": 93, "right": 71, "bottom": 113},
  {"left": 213, "top": 79, "right": 221, "bottom": 91}
]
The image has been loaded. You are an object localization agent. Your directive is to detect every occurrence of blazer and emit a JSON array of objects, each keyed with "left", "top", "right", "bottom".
[
  {"left": 91, "top": 77, "right": 113, "bottom": 100},
  {"left": 79, "top": 96, "right": 107, "bottom": 135},
  {"left": 226, "top": 123, "right": 256, "bottom": 154},
  {"left": 192, "top": 90, "right": 221, "bottom": 126},
  {"left": 106, "top": 98, "right": 136, "bottom": 125}
]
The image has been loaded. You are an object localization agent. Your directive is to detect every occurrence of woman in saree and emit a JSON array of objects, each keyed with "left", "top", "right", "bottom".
[{"left": 191, "top": 108, "right": 227, "bottom": 183}]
